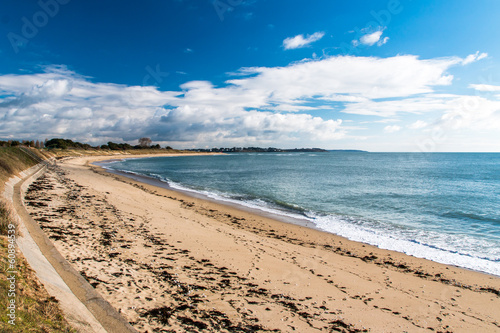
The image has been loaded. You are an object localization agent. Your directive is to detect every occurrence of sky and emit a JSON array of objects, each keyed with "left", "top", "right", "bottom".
[{"left": 0, "top": 0, "right": 499, "bottom": 151}]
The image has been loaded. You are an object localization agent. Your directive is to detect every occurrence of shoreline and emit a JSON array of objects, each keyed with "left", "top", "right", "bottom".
[
  {"left": 25, "top": 154, "right": 500, "bottom": 332},
  {"left": 98, "top": 160, "right": 497, "bottom": 280},
  {"left": 96, "top": 154, "right": 499, "bottom": 278},
  {"left": 97, "top": 164, "right": 322, "bottom": 232}
]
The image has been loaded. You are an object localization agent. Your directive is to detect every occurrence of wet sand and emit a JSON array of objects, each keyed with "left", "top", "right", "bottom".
[{"left": 24, "top": 155, "right": 500, "bottom": 332}]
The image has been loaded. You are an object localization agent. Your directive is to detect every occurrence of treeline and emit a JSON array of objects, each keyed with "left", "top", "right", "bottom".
[
  {"left": 0, "top": 138, "right": 173, "bottom": 151},
  {"left": 0, "top": 139, "right": 45, "bottom": 148},
  {"left": 189, "top": 147, "right": 328, "bottom": 153},
  {"left": 100, "top": 141, "right": 163, "bottom": 150}
]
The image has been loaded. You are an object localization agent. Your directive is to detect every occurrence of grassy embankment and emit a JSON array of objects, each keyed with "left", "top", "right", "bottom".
[
  {"left": 44, "top": 147, "right": 189, "bottom": 158},
  {"left": 0, "top": 147, "right": 74, "bottom": 332},
  {"left": 0, "top": 146, "right": 194, "bottom": 331}
]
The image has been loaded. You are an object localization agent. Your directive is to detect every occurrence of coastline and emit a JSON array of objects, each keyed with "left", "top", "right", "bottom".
[
  {"left": 97, "top": 164, "right": 322, "bottom": 232},
  {"left": 25, "top": 154, "right": 500, "bottom": 332},
  {"left": 98, "top": 153, "right": 500, "bottom": 277}
]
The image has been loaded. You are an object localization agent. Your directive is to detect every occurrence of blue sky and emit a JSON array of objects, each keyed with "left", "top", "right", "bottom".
[{"left": 1, "top": 0, "right": 499, "bottom": 151}]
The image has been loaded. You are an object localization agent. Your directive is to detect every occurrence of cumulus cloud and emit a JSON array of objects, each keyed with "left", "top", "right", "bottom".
[
  {"left": 283, "top": 32, "right": 325, "bottom": 50},
  {"left": 353, "top": 29, "right": 388, "bottom": 47},
  {"left": 0, "top": 52, "right": 492, "bottom": 147},
  {"left": 228, "top": 55, "right": 459, "bottom": 102},
  {"left": 0, "top": 66, "right": 344, "bottom": 146},
  {"left": 361, "top": 31, "right": 382, "bottom": 46}
]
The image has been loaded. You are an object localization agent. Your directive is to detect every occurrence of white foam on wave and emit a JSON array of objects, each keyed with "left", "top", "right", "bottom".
[
  {"left": 106, "top": 166, "right": 500, "bottom": 277},
  {"left": 167, "top": 177, "right": 500, "bottom": 276},
  {"left": 165, "top": 178, "right": 310, "bottom": 220},
  {"left": 311, "top": 213, "right": 500, "bottom": 276}
]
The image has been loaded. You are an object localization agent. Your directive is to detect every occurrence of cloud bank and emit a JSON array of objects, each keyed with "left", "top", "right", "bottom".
[{"left": 0, "top": 52, "right": 496, "bottom": 148}]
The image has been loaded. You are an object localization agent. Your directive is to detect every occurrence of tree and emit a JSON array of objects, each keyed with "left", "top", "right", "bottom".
[
  {"left": 107, "top": 142, "right": 120, "bottom": 150},
  {"left": 138, "top": 137, "right": 152, "bottom": 148},
  {"left": 45, "top": 138, "right": 72, "bottom": 149}
]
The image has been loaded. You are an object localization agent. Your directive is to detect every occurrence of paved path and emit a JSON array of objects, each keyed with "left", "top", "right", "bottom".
[{"left": 4, "top": 162, "right": 137, "bottom": 333}]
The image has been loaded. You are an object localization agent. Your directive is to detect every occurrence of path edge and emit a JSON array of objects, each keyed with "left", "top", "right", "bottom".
[{"left": 3, "top": 160, "right": 137, "bottom": 333}]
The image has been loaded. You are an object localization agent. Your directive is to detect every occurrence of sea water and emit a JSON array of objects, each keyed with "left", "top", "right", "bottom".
[{"left": 103, "top": 152, "right": 500, "bottom": 276}]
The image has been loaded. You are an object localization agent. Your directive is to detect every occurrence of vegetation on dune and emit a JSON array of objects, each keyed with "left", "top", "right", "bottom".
[
  {"left": 0, "top": 138, "right": 189, "bottom": 331},
  {"left": 44, "top": 137, "right": 166, "bottom": 151},
  {"left": 0, "top": 137, "right": 184, "bottom": 163},
  {"left": 0, "top": 147, "right": 73, "bottom": 332},
  {"left": 1, "top": 137, "right": 173, "bottom": 151},
  {"left": 0, "top": 147, "right": 49, "bottom": 190}
]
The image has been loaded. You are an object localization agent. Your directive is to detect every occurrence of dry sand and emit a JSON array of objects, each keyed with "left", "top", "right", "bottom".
[{"left": 24, "top": 155, "right": 500, "bottom": 332}]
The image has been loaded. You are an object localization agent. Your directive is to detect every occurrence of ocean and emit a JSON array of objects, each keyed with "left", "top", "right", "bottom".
[{"left": 102, "top": 152, "right": 500, "bottom": 276}]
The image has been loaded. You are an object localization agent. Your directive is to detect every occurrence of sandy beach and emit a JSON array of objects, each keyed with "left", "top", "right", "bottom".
[{"left": 23, "top": 155, "right": 500, "bottom": 332}]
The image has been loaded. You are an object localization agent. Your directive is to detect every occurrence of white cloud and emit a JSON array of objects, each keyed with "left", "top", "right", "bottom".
[
  {"left": 55, "top": 107, "right": 93, "bottom": 120},
  {"left": 360, "top": 31, "right": 383, "bottom": 46},
  {"left": 461, "top": 51, "right": 488, "bottom": 65},
  {"left": 0, "top": 66, "right": 345, "bottom": 146},
  {"left": 384, "top": 125, "right": 401, "bottom": 133},
  {"left": 439, "top": 96, "right": 500, "bottom": 130},
  {"left": 409, "top": 120, "right": 428, "bottom": 129},
  {"left": 469, "top": 84, "right": 500, "bottom": 92},
  {"left": 378, "top": 36, "right": 389, "bottom": 46},
  {"left": 29, "top": 79, "right": 72, "bottom": 98},
  {"left": 0, "top": 52, "right": 494, "bottom": 148},
  {"left": 320, "top": 95, "right": 369, "bottom": 103},
  {"left": 228, "top": 55, "right": 459, "bottom": 102},
  {"left": 283, "top": 32, "right": 325, "bottom": 50},
  {"left": 263, "top": 104, "right": 321, "bottom": 113},
  {"left": 353, "top": 30, "right": 388, "bottom": 47},
  {"left": 342, "top": 95, "right": 456, "bottom": 117}
]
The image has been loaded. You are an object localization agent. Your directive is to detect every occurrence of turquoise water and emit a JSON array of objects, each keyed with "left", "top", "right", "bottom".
[{"left": 104, "top": 152, "right": 500, "bottom": 276}]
